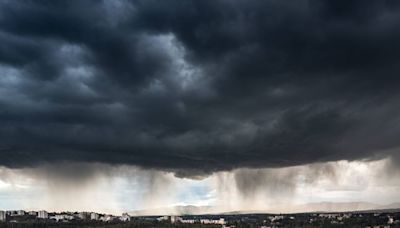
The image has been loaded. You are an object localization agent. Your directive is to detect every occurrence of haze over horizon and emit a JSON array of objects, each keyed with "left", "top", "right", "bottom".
[{"left": 1, "top": 0, "right": 400, "bottom": 215}]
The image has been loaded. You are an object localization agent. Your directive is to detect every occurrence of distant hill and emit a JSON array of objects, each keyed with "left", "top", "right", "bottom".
[
  {"left": 128, "top": 202, "right": 400, "bottom": 216},
  {"left": 129, "top": 205, "right": 215, "bottom": 216},
  {"left": 292, "top": 201, "right": 380, "bottom": 213},
  {"left": 380, "top": 202, "right": 400, "bottom": 210}
]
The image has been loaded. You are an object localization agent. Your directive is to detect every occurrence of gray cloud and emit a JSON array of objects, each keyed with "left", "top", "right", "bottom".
[{"left": 0, "top": 0, "right": 400, "bottom": 177}]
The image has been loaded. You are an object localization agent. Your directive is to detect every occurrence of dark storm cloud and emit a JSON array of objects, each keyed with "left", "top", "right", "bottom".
[{"left": 1, "top": 0, "right": 400, "bottom": 176}]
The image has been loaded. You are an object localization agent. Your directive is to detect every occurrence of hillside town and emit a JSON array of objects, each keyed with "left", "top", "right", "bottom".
[{"left": 1, "top": 209, "right": 400, "bottom": 227}]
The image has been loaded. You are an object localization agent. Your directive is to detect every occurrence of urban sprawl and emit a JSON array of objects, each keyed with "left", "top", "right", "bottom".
[{"left": 1, "top": 209, "right": 400, "bottom": 227}]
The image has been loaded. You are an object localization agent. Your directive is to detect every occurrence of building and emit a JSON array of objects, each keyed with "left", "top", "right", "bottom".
[
  {"left": 200, "top": 218, "right": 225, "bottom": 225},
  {"left": 119, "top": 213, "right": 131, "bottom": 222},
  {"left": 51, "top": 214, "right": 74, "bottom": 222},
  {"left": 269, "top": 215, "right": 284, "bottom": 221},
  {"left": 100, "top": 214, "right": 115, "bottom": 222},
  {"left": 0, "top": 211, "right": 6, "bottom": 222},
  {"left": 177, "top": 217, "right": 196, "bottom": 224},
  {"left": 17, "top": 210, "right": 25, "bottom": 216},
  {"left": 157, "top": 215, "right": 178, "bottom": 223},
  {"left": 90, "top": 212, "right": 99, "bottom": 220},
  {"left": 319, "top": 213, "right": 338, "bottom": 219},
  {"left": 8, "top": 210, "right": 25, "bottom": 216},
  {"left": 77, "top": 212, "right": 90, "bottom": 220},
  {"left": 157, "top": 215, "right": 169, "bottom": 221},
  {"left": 38, "top": 210, "right": 48, "bottom": 219},
  {"left": 28, "top": 211, "right": 37, "bottom": 216},
  {"left": 7, "top": 211, "right": 16, "bottom": 216}
]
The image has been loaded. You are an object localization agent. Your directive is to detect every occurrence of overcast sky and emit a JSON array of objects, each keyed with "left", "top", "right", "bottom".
[{"left": 1, "top": 0, "right": 400, "bottom": 213}]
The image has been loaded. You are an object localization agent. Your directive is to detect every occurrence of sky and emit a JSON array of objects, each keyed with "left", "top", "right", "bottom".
[{"left": 1, "top": 0, "right": 400, "bottom": 214}]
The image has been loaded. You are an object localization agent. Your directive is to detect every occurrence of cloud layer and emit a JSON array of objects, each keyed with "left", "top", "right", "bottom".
[{"left": 1, "top": 0, "right": 400, "bottom": 176}]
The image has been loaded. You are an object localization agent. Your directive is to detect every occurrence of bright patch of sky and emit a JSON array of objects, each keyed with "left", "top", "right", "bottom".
[{"left": 1, "top": 158, "right": 400, "bottom": 214}]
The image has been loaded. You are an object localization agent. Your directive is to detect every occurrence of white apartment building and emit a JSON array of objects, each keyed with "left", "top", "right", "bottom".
[
  {"left": 38, "top": 210, "right": 48, "bottom": 219},
  {"left": 0, "top": 211, "right": 6, "bottom": 222},
  {"left": 90, "top": 212, "right": 99, "bottom": 220},
  {"left": 200, "top": 218, "right": 225, "bottom": 225}
]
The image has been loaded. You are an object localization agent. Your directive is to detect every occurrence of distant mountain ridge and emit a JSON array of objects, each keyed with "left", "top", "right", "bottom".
[
  {"left": 129, "top": 205, "right": 214, "bottom": 216},
  {"left": 128, "top": 202, "right": 400, "bottom": 216}
]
